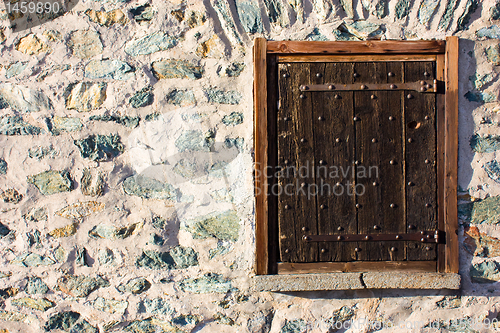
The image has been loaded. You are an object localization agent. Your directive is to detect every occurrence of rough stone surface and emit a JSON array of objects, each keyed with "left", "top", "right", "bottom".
[
  {"left": 0, "top": 83, "right": 52, "bottom": 113},
  {"left": 44, "top": 311, "right": 80, "bottom": 331},
  {"left": 11, "top": 297, "right": 55, "bottom": 311},
  {"left": 125, "top": 32, "right": 180, "bottom": 56},
  {"left": 81, "top": 168, "right": 105, "bottom": 197},
  {"left": 477, "top": 25, "right": 500, "bottom": 39},
  {"left": 46, "top": 116, "right": 83, "bottom": 135},
  {"left": 129, "top": 86, "right": 154, "bottom": 108},
  {"left": 438, "top": 0, "right": 459, "bottom": 31},
  {"left": 459, "top": 195, "right": 500, "bottom": 224},
  {"left": 85, "top": 60, "right": 135, "bottom": 80},
  {"left": 418, "top": 0, "right": 440, "bottom": 25},
  {"left": 337, "top": 21, "right": 385, "bottom": 40},
  {"left": 456, "top": 0, "right": 478, "bottom": 31},
  {"left": 92, "top": 297, "right": 128, "bottom": 314},
  {"left": 68, "top": 30, "right": 103, "bottom": 59},
  {"left": 0, "top": 159, "right": 6, "bottom": 175},
  {"left": 117, "top": 277, "right": 151, "bottom": 294},
  {"left": 74, "top": 134, "right": 124, "bottom": 161},
  {"left": 470, "top": 261, "right": 500, "bottom": 283},
  {"left": 98, "top": 248, "right": 115, "bottom": 266},
  {"left": 470, "top": 134, "right": 500, "bottom": 153},
  {"left": 0, "top": 116, "right": 42, "bottom": 135},
  {"left": 362, "top": 273, "right": 461, "bottom": 289},
  {"left": 27, "top": 170, "right": 73, "bottom": 195},
  {"left": 130, "top": 4, "right": 156, "bottom": 23},
  {"left": 123, "top": 175, "right": 178, "bottom": 200},
  {"left": 55, "top": 201, "right": 104, "bottom": 220},
  {"left": 89, "top": 115, "right": 140, "bottom": 128},
  {"left": 64, "top": 82, "right": 107, "bottom": 112},
  {"left": 15, "top": 34, "right": 50, "bottom": 55},
  {"left": 48, "top": 223, "right": 78, "bottom": 238},
  {"left": 486, "top": 44, "right": 500, "bottom": 65},
  {"left": 465, "top": 91, "right": 496, "bottom": 103},
  {"left": 57, "top": 275, "right": 109, "bottom": 297},
  {"left": 23, "top": 207, "right": 47, "bottom": 222},
  {"left": 280, "top": 319, "right": 306, "bottom": 333},
  {"left": 140, "top": 298, "right": 173, "bottom": 316},
  {"left": 361, "top": 0, "right": 387, "bottom": 18},
  {"left": 11, "top": 253, "right": 55, "bottom": 267},
  {"left": 178, "top": 273, "right": 233, "bottom": 293},
  {"left": 469, "top": 73, "right": 495, "bottom": 90},
  {"left": 182, "top": 210, "right": 240, "bottom": 241},
  {"left": 5, "top": 61, "right": 28, "bottom": 79},
  {"left": 222, "top": 112, "right": 244, "bottom": 126},
  {"left": 484, "top": 160, "right": 500, "bottom": 183},
  {"left": 263, "top": 0, "right": 287, "bottom": 26},
  {"left": 25, "top": 276, "right": 49, "bottom": 294},
  {"left": 205, "top": 88, "right": 241, "bottom": 104},
  {"left": 89, "top": 222, "right": 142, "bottom": 240},
  {"left": 1, "top": 189, "right": 22, "bottom": 204},
  {"left": 85, "top": 9, "right": 127, "bottom": 26},
  {"left": 28, "top": 145, "right": 58, "bottom": 160},
  {"left": 235, "top": 0, "right": 263, "bottom": 34},
  {"left": 252, "top": 273, "right": 364, "bottom": 291},
  {"left": 0, "top": 311, "right": 34, "bottom": 325},
  {"left": 151, "top": 59, "right": 203, "bottom": 80},
  {"left": 166, "top": 89, "right": 196, "bottom": 106}
]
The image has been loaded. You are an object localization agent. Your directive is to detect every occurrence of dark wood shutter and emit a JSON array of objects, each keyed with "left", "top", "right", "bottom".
[{"left": 275, "top": 60, "right": 439, "bottom": 264}]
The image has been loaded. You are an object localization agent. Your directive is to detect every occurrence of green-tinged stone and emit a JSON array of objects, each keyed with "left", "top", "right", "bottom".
[
  {"left": 306, "top": 28, "right": 328, "bottom": 41},
  {"left": 464, "top": 91, "right": 496, "bottom": 103},
  {"left": 11, "top": 253, "right": 55, "bottom": 267},
  {"left": 89, "top": 222, "right": 142, "bottom": 240},
  {"left": 56, "top": 201, "right": 104, "bottom": 220},
  {"left": 70, "top": 319, "right": 98, "bottom": 333},
  {"left": 123, "top": 175, "right": 178, "bottom": 200},
  {"left": 139, "top": 298, "right": 173, "bottom": 316},
  {"left": 145, "top": 112, "right": 160, "bottom": 121},
  {"left": 172, "top": 314, "right": 200, "bottom": 326},
  {"left": 117, "top": 277, "right": 151, "bottom": 294},
  {"left": 36, "top": 64, "right": 71, "bottom": 82},
  {"left": 46, "top": 116, "right": 82, "bottom": 135},
  {"left": 492, "top": 2, "right": 500, "bottom": 20},
  {"left": 85, "top": 59, "right": 135, "bottom": 80},
  {"left": 436, "top": 296, "right": 461, "bottom": 309},
  {"left": 149, "top": 233, "right": 164, "bottom": 246},
  {"left": 361, "top": 0, "right": 387, "bottom": 18},
  {"left": 438, "top": 0, "right": 459, "bottom": 31},
  {"left": 470, "top": 134, "right": 500, "bottom": 153},
  {"left": 28, "top": 145, "right": 57, "bottom": 160},
  {"left": 263, "top": 0, "right": 288, "bottom": 27},
  {"left": 68, "top": 30, "right": 103, "bottom": 59},
  {"left": 459, "top": 195, "right": 500, "bottom": 224},
  {"left": 209, "top": 241, "right": 232, "bottom": 259},
  {"left": 135, "top": 250, "right": 175, "bottom": 269},
  {"left": 328, "top": 306, "right": 355, "bottom": 328},
  {"left": 170, "top": 246, "right": 198, "bottom": 268},
  {"left": 54, "top": 246, "right": 67, "bottom": 262},
  {"left": 0, "top": 115, "right": 42, "bottom": 135},
  {"left": 57, "top": 275, "right": 109, "bottom": 297},
  {"left": 178, "top": 273, "right": 233, "bottom": 293},
  {"left": 222, "top": 112, "right": 244, "bottom": 126},
  {"left": 235, "top": 0, "right": 263, "bottom": 33},
  {"left": 85, "top": 9, "right": 127, "bottom": 26},
  {"left": 0, "top": 159, "right": 6, "bottom": 174},
  {"left": 76, "top": 247, "right": 89, "bottom": 267},
  {"left": 213, "top": 0, "right": 244, "bottom": 47},
  {"left": 166, "top": 89, "right": 196, "bottom": 106},
  {"left": 0, "top": 83, "right": 52, "bottom": 113},
  {"left": 1, "top": 188, "right": 22, "bottom": 203},
  {"left": 0, "top": 222, "right": 10, "bottom": 237},
  {"left": 92, "top": 297, "right": 128, "bottom": 314},
  {"left": 486, "top": 44, "right": 500, "bottom": 65},
  {"left": 74, "top": 134, "right": 124, "bottom": 161},
  {"left": 172, "top": 159, "right": 198, "bottom": 179},
  {"left": 339, "top": 0, "right": 354, "bottom": 18},
  {"left": 175, "top": 130, "right": 214, "bottom": 152},
  {"left": 214, "top": 312, "right": 235, "bottom": 325},
  {"left": 217, "top": 62, "right": 246, "bottom": 77},
  {"left": 64, "top": 82, "right": 107, "bottom": 112},
  {"left": 247, "top": 311, "right": 274, "bottom": 333},
  {"left": 477, "top": 25, "right": 500, "bottom": 39},
  {"left": 186, "top": 11, "right": 206, "bottom": 28},
  {"left": 130, "top": 86, "right": 154, "bottom": 108},
  {"left": 26, "top": 276, "right": 49, "bottom": 294},
  {"left": 152, "top": 215, "right": 168, "bottom": 229},
  {"left": 44, "top": 311, "right": 80, "bottom": 331},
  {"left": 130, "top": 4, "right": 156, "bottom": 23},
  {"left": 470, "top": 261, "right": 500, "bottom": 283},
  {"left": 0, "top": 287, "right": 18, "bottom": 298},
  {"left": 182, "top": 210, "right": 240, "bottom": 241},
  {"left": 418, "top": 0, "right": 439, "bottom": 25},
  {"left": 484, "top": 160, "right": 500, "bottom": 183},
  {"left": 224, "top": 137, "right": 244, "bottom": 152},
  {"left": 125, "top": 32, "right": 180, "bottom": 56},
  {"left": 0, "top": 310, "right": 35, "bottom": 324},
  {"left": 27, "top": 170, "right": 72, "bottom": 195},
  {"left": 98, "top": 248, "right": 115, "bottom": 266},
  {"left": 89, "top": 114, "right": 140, "bottom": 128},
  {"left": 395, "top": 0, "right": 410, "bottom": 19},
  {"left": 205, "top": 88, "right": 241, "bottom": 105},
  {"left": 27, "top": 230, "right": 41, "bottom": 248},
  {"left": 11, "top": 297, "right": 55, "bottom": 311},
  {"left": 5, "top": 61, "right": 28, "bottom": 79},
  {"left": 151, "top": 59, "right": 203, "bottom": 80},
  {"left": 280, "top": 319, "right": 306, "bottom": 333},
  {"left": 81, "top": 168, "right": 105, "bottom": 197},
  {"left": 23, "top": 207, "right": 47, "bottom": 222},
  {"left": 103, "top": 321, "right": 120, "bottom": 331},
  {"left": 456, "top": 0, "right": 478, "bottom": 32},
  {"left": 124, "top": 318, "right": 156, "bottom": 333},
  {"left": 469, "top": 73, "right": 495, "bottom": 90},
  {"left": 337, "top": 21, "right": 385, "bottom": 40}
]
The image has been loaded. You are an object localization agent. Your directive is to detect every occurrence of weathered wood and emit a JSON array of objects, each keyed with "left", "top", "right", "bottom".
[
  {"left": 277, "top": 55, "right": 438, "bottom": 63},
  {"left": 445, "top": 36, "right": 459, "bottom": 273},
  {"left": 267, "top": 40, "right": 446, "bottom": 54},
  {"left": 312, "top": 62, "right": 356, "bottom": 262},
  {"left": 277, "top": 63, "right": 318, "bottom": 263},
  {"left": 355, "top": 62, "right": 405, "bottom": 261},
  {"left": 436, "top": 53, "right": 446, "bottom": 273},
  {"left": 254, "top": 37, "right": 268, "bottom": 275},
  {"left": 278, "top": 261, "right": 437, "bottom": 274},
  {"left": 404, "top": 61, "right": 437, "bottom": 261}
]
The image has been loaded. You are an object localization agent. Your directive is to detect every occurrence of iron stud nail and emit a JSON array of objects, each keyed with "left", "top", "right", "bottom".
[
  {"left": 356, "top": 204, "right": 361, "bottom": 208},
  {"left": 420, "top": 238, "right": 426, "bottom": 242},
  {"left": 372, "top": 182, "right": 378, "bottom": 186},
  {"left": 390, "top": 160, "right": 395, "bottom": 165},
  {"left": 388, "top": 72, "right": 394, "bottom": 77},
  {"left": 318, "top": 116, "right": 324, "bottom": 121},
  {"left": 319, "top": 160, "right": 325, "bottom": 165},
  {"left": 409, "top": 225, "right": 416, "bottom": 230},
  {"left": 395, "top": 235, "right": 401, "bottom": 239},
  {"left": 328, "top": 85, "right": 334, "bottom": 90},
  {"left": 284, "top": 204, "right": 290, "bottom": 210},
  {"left": 408, "top": 181, "right": 414, "bottom": 186},
  {"left": 408, "top": 138, "right": 413, "bottom": 143},
  {"left": 320, "top": 204, "right": 326, "bottom": 209},
  {"left": 390, "top": 84, "right": 396, "bottom": 89},
  {"left": 283, "top": 117, "right": 289, "bottom": 121},
  {"left": 425, "top": 159, "right": 430, "bottom": 164},
  {"left": 371, "top": 94, "right": 376, "bottom": 99},
  {"left": 353, "top": 116, "right": 359, "bottom": 121},
  {"left": 301, "top": 182, "right": 306, "bottom": 187},
  {"left": 373, "top": 225, "right": 380, "bottom": 230},
  {"left": 389, "top": 116, "right": 394, "bottom": 121},
  {"left": 425, "top": 246, "right": 431, "bottom": 251},
  {"left": 420, "top": 81, "right": 425, "bottom": 85},
  {"left": 353, "top": 73, "right": 359, "bottom": 78},
  {"left": 337, "top": 235, "right": 343, "bottom": 240},
  {"left": 420, "top": 87, "right": 426, "bottom": 92},
  {"left": 355, "top": 247, "right": 361, "bottom": 252},
  {"left": 303, "top": 235, "right": 310, "bottom": 241},
  {"left": 334, "top": 94, "right": 340, "bottom": 99},
  {"left": 355, "top": 161, "right": 359, "bottom": 165},
  {"left": 300, "top": 138, "right": 306, "bottom": 143},
  {"left": 321, "top": 248, "right": 326, "bottom": 253},
  {"left": 420, "top": 231, "right": 426, "bottom": 235},
  {"left": 426, "top": 203, "right": 431, "bottom": 207},
  {"left": 283, "top": 73, "right": 289, "bottom": 78},
  {"left": 425, "top": 115, "right": 430, "bottom": 120},
  {"left": 426, "top": 234, "right": 431, "bottom": 239},
  {"left": 337, "top": 226, "right": 343, "bottom": 231},
  {"left": 302, "top": 227, "right": 308, "bottom": 231},
  {"left": 407, "top": 94, "right": 413, "bottom": 99},
  {"left": 361, "top": 84, "right": 367, "bottom": 89},
  {"left": 365, "top": 235, "right": 370, "bottom": 240},
  {"left": 424, "top": 71, "right": 430, "bottom": 77},
  {"left": 285, "top": 248, "right": 289, "bottom": 253},
  {"left": 390, "top": 247, "right": 397, "bottom": 252},
  {"left": 300, "top": 94, "right": 306, "bottom": 99},
  {"left": 390, "top": 203, "right": 395, "bottom": 208},
  {"left": 335, "top": 138, "right": 341, "bottom": 143},
  {"left": 316, "top": 73, "right": 322, "bottom": 78},
  {"left": 284, "top": 159, "right": 289, "bottom": 165},
  {"left": 335, "top": 182, "right": 341, "bottom": 187},
  {"left": 300, "top": 85, "right": 308, "bottom": 90},
  {"left": 426, "top": 84, "right": 431, "bottom": 89},
  {"left": 372, "top": 138, "right": 377, "bottom": 143}
]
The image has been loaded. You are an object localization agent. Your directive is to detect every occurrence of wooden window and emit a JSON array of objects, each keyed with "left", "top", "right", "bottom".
[{"left": 254, "top": 38, "right": 458, "bottom": 275}]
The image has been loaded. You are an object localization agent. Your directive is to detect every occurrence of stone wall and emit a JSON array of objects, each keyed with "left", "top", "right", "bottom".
[{"left": 0, "top": 0, "right": 499, "bottom": 332}]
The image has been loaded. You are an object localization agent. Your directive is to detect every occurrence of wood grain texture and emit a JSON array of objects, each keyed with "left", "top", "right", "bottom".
[
  {"left": 277, "top": 55, "right": 438, "bottom": 63},
  {"left": 445, "top": 36, "right": 459, "bottom": 273},
  {"left": 254, "top": 37, "right": 268, "bottom": 275},
  {"left": 267, "top": 40, "right": 446, "bottom": 54},
  {"left": 436, "top": 53, "right": 446, "bottom": 272},
  {"left": 278, "top": 261, "right": 436, "bottom": 274}
]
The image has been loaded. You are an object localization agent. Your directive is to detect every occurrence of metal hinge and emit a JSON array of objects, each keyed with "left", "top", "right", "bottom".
[
  {"left": 299, "top": 79, "right": 443, "bottom": 94},
  {"left": 302, "top": 230, "right": 446, "bottom": 244}
]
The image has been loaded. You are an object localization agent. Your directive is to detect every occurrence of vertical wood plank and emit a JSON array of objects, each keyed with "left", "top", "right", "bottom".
[
  {"left": 436, "top": 53, "right": 446, "bottom": 272},
  {"left": 445, "top": 36, "right": 459, "bottom": 273},
  {"left": 404, "top": 61, "right": 437, "bottom": 261},
  {"left": 314, "top": 63, "right": 357, "bottom": 262},
  {"left": 254, "top": 37, "right": 268, "bottom": 275}
]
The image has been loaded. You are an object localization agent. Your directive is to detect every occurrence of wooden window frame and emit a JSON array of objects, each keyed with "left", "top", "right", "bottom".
[{"left": 253, "top": 38, "right": 459, "bottom": 275}]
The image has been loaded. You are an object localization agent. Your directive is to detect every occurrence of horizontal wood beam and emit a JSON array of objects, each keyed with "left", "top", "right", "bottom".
[{"left": 278, "top": 261, "right": 437, "bottom": 274}]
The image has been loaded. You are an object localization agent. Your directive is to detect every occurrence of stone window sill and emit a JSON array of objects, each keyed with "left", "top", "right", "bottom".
[{"left": 251, "top": 272, "right": 461, "bottom": 291}]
